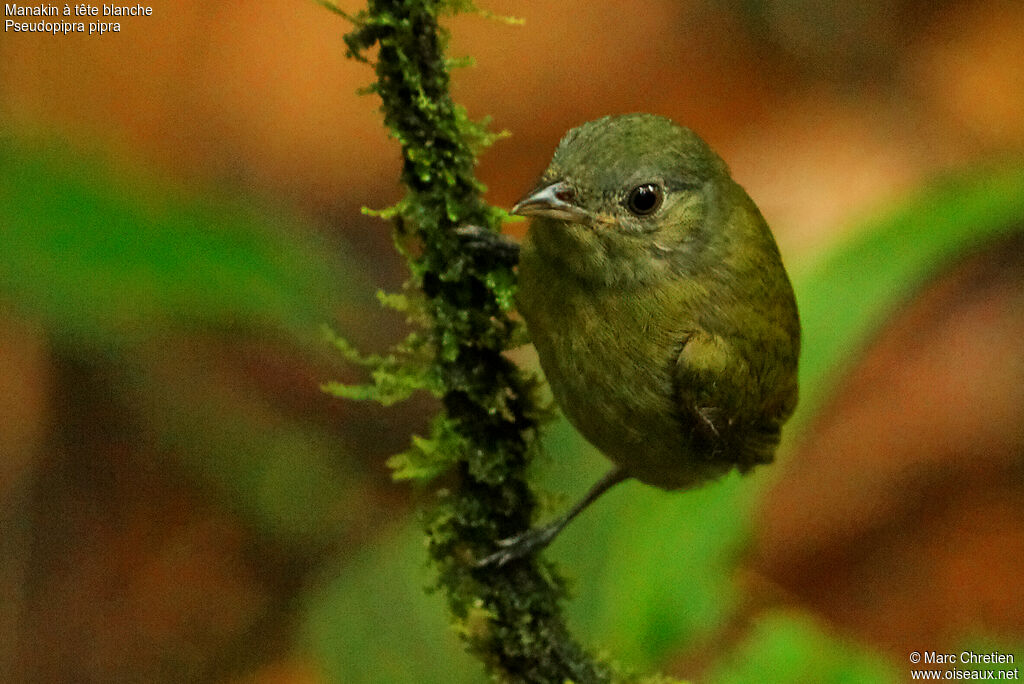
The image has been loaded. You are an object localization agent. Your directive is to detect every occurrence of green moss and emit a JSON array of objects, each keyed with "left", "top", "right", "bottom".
[{"left": 324, "top": 1, "right": 622, "bottom": 681}]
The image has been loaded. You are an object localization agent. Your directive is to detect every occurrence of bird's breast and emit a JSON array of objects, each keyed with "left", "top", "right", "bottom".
[{"left": 517, "top": 245, "right": 708, "bottom": 487}]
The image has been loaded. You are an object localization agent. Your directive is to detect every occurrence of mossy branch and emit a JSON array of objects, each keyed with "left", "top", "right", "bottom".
[{"left": 323, "top": 0, "right": 616, "bottom": 681}]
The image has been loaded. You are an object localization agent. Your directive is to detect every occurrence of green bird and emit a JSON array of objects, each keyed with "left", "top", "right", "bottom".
[{"left": 475, "top": 113, "right": 800, "bottom": 567}]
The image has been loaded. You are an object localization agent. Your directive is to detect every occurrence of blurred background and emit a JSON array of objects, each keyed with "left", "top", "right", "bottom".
[{"left": 1, "top": 0, "right": 1022, "bottom": 682}]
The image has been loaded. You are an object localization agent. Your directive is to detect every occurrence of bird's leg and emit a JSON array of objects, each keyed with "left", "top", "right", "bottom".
[
  {"left": 476, "top": 466, "right": 629, "bottom": 568},
  {"left": 454, "top": 224, "right": 520, "bottom": 266}
]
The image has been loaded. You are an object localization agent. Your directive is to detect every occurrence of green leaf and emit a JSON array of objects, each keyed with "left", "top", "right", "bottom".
[
  {"left": 792, "top": 162, "right": 1024, "bottom": 417},
  {"left": 707, "top": 610, "right": 898, "bottom": 683},
  {"left": 0, "top": 138, "right": 356, "bottom": 349},
  {"left": 300, "top": 523, "right": 481, "bottom": 684}
]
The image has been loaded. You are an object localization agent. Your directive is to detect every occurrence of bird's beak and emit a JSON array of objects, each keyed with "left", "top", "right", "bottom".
[{"left": 511, "top": 181, "right": 589, "bottom": 223}]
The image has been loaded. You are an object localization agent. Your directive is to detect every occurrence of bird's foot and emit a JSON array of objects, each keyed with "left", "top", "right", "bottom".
[
  {"left": 476, "top": 468, "right": 629, "bottom": 568},
  {"left": 475, "top": 522, "right": 562, "bottom": 569},
  {"left": 454, "top": 224, "right": 520, "bottom": 266}
]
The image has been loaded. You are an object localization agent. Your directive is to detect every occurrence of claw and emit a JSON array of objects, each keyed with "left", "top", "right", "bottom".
[
  {"left": 475, "top": 524, "right": 560, "bottom": 568},
  {"left": 454, "top": 224, "right": 488, "bottom": 240},
  {"left": 454, "top": 224, "right": 520, "bottom": 266},
  {"left": 475, "top": 468, "right": 629, "bottom": 568}
]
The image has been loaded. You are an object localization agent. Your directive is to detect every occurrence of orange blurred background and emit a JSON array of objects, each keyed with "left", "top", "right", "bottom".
[
  {"left": 5, "top": 0, "right": 1022, "bottom": 254},
  {"left": 2, "top": 1, "right": 1022, "bottom": 682}
]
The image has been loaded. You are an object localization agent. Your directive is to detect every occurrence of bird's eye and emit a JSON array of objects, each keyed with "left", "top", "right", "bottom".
[{"left": 625, "top": 183, "right": 663, "bottom": 216}]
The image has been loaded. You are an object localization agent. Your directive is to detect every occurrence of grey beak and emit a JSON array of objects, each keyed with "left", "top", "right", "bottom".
[{"left": 511, "top": 181, "right": 589, "bottom": 223}]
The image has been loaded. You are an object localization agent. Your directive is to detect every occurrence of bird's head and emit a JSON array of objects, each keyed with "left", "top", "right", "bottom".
[{"left": 513, "top": 113, "right": 732, "bottom": 285}]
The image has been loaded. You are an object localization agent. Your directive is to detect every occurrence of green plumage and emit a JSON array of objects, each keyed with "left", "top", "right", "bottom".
[{"left": 516, "top": 114, "right": 800, "bottom": 489}]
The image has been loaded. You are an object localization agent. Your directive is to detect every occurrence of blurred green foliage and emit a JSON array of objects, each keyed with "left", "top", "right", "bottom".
[
  {"left": 2, "top": 135, "right": 1021, "bottom": 682},
  {"left": 302, "top": 522, "right": 481, "bottom": 683},
  {"left": 0, "top": 136, "right": 372, "bottom": 551},
  {"left": 0, "top": 138, "right": 349, "bottom": 347},
  {"left": 794, "top": 162, "right": 1024, "bottom": 415},
  {"left": 707, "top": 611, "right": 899, "bottom": 682}
]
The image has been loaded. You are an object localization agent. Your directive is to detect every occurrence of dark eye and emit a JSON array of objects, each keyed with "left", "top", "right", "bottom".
[{"left": 625, "top": 183, "right": 663, "bottom": 216}]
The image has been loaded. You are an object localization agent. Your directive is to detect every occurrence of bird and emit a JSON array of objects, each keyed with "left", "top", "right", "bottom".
[{"left": 473, "top": 113, "right": 800, "bottom": 567}]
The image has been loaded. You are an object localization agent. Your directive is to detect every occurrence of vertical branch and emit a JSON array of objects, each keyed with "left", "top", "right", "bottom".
[{"left": 336, "top": 1, "right": 612, "bottom": 681}]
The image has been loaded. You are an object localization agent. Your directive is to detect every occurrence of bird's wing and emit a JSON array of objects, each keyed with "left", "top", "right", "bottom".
[{"left": 672, "top": 330, "right": 782, "bottom": 470}]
